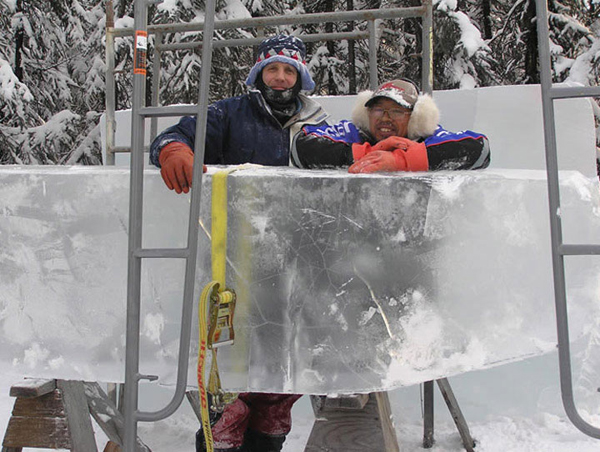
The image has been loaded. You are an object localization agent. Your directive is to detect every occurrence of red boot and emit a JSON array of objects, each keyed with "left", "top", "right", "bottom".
[
  {"left": 196, "top": 397, "right": 250, "bottom": 451},
  {"left": 195, "top": 393, "right": 301, "bottom": 452}
]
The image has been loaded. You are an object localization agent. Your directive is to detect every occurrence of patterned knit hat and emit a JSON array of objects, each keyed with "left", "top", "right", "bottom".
[{"left": 246, "top": 35, "right": 315, "bottom": 91}]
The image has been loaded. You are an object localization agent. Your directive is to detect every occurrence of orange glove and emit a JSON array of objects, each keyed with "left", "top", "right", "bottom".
[
  {"left": 371, "top": 136, "right": 413, "bottom": 152},
  {"left": 348, "top": 140, "right": 429, "bottom": 174},
  {"left": 158, "top": 142, "right": 206, "bottom": 194},
  {"left": 351, "top": 137, "right": 423, "bottom": 163},
  {"left": 351, "top": 142, "right": 373, "bottom": 161}
]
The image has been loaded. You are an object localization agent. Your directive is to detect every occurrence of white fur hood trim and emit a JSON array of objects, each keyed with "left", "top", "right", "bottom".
[
  {"left": 407, "top": 94, "right": 439, "bottom": 140},
  {"left": 351, "top": 90, "right": 374, "bottom": 133},
  {"left": 351, "top": 90, "right": 440, "bottom": 140}
]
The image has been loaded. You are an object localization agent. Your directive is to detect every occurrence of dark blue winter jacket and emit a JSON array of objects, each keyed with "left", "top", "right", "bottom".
[{"left": 149, "top": 91, "right": 328, "bottom": 167}]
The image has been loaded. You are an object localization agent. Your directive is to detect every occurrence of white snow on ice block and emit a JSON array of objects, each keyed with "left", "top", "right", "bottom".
[
  {"left": 1, "top": 166, "right": 599, "bottom": 394},
  {"left": 101, "top": 84, "right": 597, "bottom": 178}
]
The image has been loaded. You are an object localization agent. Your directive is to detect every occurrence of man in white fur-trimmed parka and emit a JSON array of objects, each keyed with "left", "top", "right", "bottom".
[{"left": 291, "top": 78, "right": 491, "bottom": 173}]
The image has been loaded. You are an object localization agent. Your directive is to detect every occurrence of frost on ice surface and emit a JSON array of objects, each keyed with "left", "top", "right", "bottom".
[
  {"left": 1, "top": 167, "right": 600, "bottom": 394},
  {"left": 143, "top": 313, "right": 165, "bottom": 344},
  {"left": 358, "top": 307, "right": 377, "bottom": 326},
  {"left": 196, "top": 168, "right": 600, "bottom": 393}
]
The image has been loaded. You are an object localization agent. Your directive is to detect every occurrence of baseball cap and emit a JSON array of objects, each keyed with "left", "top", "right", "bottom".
[{"left": 365, "top": 79, "right": 419, "bottom": 110}]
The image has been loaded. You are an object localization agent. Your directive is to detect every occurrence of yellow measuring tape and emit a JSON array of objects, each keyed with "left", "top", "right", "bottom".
[{"left": 197, "top": 165, "right": 258, "bottom": 452}]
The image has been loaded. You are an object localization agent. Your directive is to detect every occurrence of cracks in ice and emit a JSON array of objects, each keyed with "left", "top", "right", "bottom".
[{"left": 353, "top": 264, "right": 394, "bottom": 340}]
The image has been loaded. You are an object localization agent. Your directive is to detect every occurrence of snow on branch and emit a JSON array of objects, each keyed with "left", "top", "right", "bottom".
[
  {"left": 64, "top": 122, "right": 101, "bottom": 164},
  {"left": 566, "top": 37, "right": 600, "bottom": 85},
  {"left": 0, "top": 0, "right": 16, "bottom": 11},
  {"left": 0, "top": 57, "right": 33, "bottom": 119},
  {"left": 435, "top": 0, "right": 488, "bottom": 58},
  {"left": 549, "top": 11, "right": 592, "bottom": 37},
  {"left": 433, "top": 0, "right": 492, "bottom": 88},
  {"left": 0, "top": 55, "right": 33, "bottom": 106}
]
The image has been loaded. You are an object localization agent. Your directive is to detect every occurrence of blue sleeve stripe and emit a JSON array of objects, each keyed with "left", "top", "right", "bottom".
[
  {"left": 302, "top": 120, "right": 362, "bottom": 144},
  {"left": 425, "top": 128, "right": 487, "bottom": 146},
  {"left": 304, "top": 130, "right": 354, "bottom": 144}
]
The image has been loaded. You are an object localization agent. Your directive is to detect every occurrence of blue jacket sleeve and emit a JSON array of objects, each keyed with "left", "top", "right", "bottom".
[
  {"left": 424, "top": 126, "right": 491, "bottom": 170},
  {"left": 149, "top": 103, "right": 227, "bottom": 167},
  {"left": 149, "top": 116, "right": 197, "bottom": 167},
  {"left": 293, "top": 120, "right": 362, "bottom": 168},
  {"left": 204, "top": 102, "right": 227, "bottom": 164}
]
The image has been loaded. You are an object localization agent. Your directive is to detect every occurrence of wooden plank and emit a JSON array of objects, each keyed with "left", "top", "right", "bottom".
[
  {"left": 310, "top": 394, "right": 370, "bottom": 417},
  {"left": 309, "top": 395, "right": 326, "bottom": 416},
  {"left": 2, "top": 416, "right": 71, "bottom": 449},
  {"left": 423, "top": 381, "right": 434, "bottom": 448},
  {"left": 107, "top": 383, "right": 118, "bottom": 407},
  {"left": 374, "top": 392, "right": 399, "bottom": 452},
  {"left": 83, "top": 382, "right": 152, "bottom": 452},
  {"left": 304, "top": 393, "right": 399, "bottom": 452},
  {"left": 9, "top": 379, "right": 56, "bottom": 399},
  {"left": 103, "top": 440, "right": 122, "bottom": 452},
  {"left": 436, "top": 378, "right": 476, "bottom": 452},
  {"left": 57, "top": 380, "right": 98, "bottom": 452},
  {"left": 11, "top": 391, "right": 66, "bottom": 418},
  {"left": 84, "top": 382, "right": 122, "bottom": 444},
  {"left": 323, "top": 394, "right": 370, "bottom": 411}
]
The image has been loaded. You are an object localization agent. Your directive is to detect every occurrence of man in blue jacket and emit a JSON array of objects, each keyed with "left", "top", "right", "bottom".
[
  {"left": 292, "top": 78, "right": 490, "bottom": 172},
  {"left": 149, "top": 35, "right": 328, "bottom": 195},
  {"left": 150, "top": 35, "right": 327, "bottom": 452}
]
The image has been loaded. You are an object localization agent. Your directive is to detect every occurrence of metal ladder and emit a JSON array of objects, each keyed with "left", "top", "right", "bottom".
[
  {"left": 123, "top": 0, "right": 217, "bottom": 450},
  {"left": 535, "top": 0, "right": 600, "bottom": 440}
]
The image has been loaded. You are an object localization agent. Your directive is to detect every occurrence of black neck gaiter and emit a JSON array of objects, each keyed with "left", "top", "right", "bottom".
[{"left": 256, "top": 75, "right": 302, "bottom": 125}]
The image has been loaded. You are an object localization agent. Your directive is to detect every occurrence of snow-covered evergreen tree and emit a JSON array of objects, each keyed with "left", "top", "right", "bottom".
[
  {"left": 0, "top": 0, "right": 105, "bottom": 164},
  {"left": 431, "top": 0, "right": 495, "bottom": 89},
  {"left": 0, "top": 0, "right": 599, "bottom": 165}
]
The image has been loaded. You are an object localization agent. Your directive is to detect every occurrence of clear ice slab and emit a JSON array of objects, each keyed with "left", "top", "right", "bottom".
[{"left": 1, "top": 166, "right": 599, "bottom": 394}]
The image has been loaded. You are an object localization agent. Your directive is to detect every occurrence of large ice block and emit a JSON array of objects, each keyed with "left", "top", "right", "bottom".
[{"left": 1, "top": 166, "right": 599, "bottom": 394}]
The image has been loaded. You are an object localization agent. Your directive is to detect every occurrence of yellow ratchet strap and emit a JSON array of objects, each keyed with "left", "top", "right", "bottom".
[
  {"left": 198, "top": 165, "right": 258, "bottom": 452},
  {"left": 197, "top": 281, "right": 218, "bottom": 452}
]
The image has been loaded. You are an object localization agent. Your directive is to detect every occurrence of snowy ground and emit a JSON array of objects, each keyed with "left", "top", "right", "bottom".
[{"left": 2, "top": 351, "right": 599, "bottom": 451}]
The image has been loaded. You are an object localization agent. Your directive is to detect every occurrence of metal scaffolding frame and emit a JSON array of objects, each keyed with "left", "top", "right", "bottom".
[
  {"left": 535, "top": 0, "right": 600, "bottom": 440},
  {"left": 120, "top": 2, "right": 434, "bottom": 451}
]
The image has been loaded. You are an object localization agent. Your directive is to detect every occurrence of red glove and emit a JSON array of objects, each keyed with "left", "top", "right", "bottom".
[
  {"left": 351, "top": 137, "right": 423, "bottom": 163},
  {"left": 371, "top": 136, "right": 413, "bottom": 152},
  {"left": 351, "top": 142, "right": 373, "bottom": 161},
  {"left": 158, "top": 142, "right": 206, "bottom": 194},
  {"left": 348, "top": 140, "right": 429, "bottom": 174}
]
